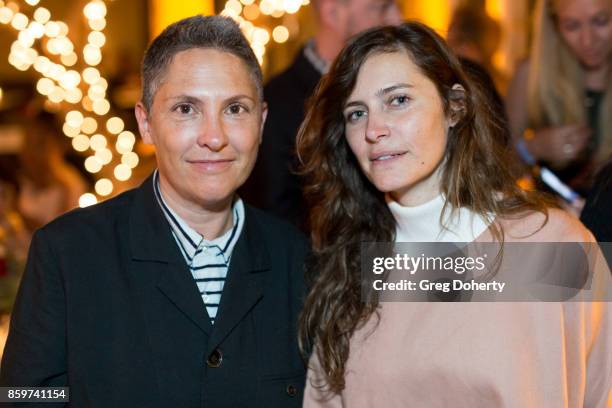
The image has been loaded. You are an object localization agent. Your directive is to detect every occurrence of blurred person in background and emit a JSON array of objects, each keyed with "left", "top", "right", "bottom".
[
  {"left": 241, "top": 0, "right": 402, "bottom": 229},
  {"left": 17, "top": 112, "right": 88, "bottom": 232},
  {"left": 506, "top": 0, "right": 612, "bottom": 198},
  {"left": 0, "top": 171, "right": 29, "bottom": 313},
  {"left": 447, "top": 3, "right": 505, "bottom": 92},
  {"left": 581, "top": 159, "right": 612, "bottom": 242}
]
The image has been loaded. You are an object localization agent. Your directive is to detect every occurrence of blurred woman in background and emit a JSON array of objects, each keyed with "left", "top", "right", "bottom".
[
  {"left": 506, "top": 0, "right": 612, "bottom": 197},
  {"left": 17, "top": 113, "right": 88, "bottom": 231},
  {"left": 298, "top": 22, "right": 611, "bottom": 407}
]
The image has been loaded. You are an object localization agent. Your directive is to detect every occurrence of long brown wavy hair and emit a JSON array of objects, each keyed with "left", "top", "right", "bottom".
[{"left": 297, "top": 22, "right": 551, "bottom": 393}]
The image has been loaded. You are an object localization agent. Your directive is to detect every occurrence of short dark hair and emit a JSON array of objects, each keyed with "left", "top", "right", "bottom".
[{"left": 140, "top": 15, "right": 263, "bottom": 110}]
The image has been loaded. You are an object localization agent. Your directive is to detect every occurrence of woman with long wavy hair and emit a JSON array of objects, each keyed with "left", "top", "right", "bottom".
[
  {"left": 506, "top": 0, "right": 612, "bottom": 196},
  {"left": 298, "top": 22, "right": 611, "bottom": 407}
]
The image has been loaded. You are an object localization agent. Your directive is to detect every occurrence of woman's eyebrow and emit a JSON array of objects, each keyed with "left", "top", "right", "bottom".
[
  {"left": 344, "top": 83, "right": 414, "bottom": 109},
  {"left": 375, "top": 83, "right": 413, "bottom": 97},
  {"left": 344, "top": 100, "right": 365, "bottom": 109}
]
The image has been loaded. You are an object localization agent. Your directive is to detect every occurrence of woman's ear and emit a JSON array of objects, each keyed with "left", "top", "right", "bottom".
[{"left": 448, "top": 83, "right": 467, "bottom": 127}]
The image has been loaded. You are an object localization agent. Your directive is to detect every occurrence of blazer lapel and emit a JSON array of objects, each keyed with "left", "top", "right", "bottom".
[
  {"left": 206, "top": 207, "right": 270, "bottom": 352},
  {"left": 129, "top": 174, "right": 212, "bottom": 335}
]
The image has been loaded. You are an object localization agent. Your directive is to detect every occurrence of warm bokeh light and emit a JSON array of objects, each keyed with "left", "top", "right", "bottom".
[
  {"left": 95, "top": 148, "right": 113, "bottom": 164},
  {"left": 36, "top": 77, "right": 54, "bottom": 95},
  {"left": 33, "top": 7, "right": 50, "bottom": 24},
  {"left": 252, "top": 28, "right": 270, "bottom": 45},
  {"left": 65, "top": 110, "right": 84, "bottom": 128},
  {"left": 226, "top": 0, "right": 242, "bottom": 15},
  {"left": 82, "top": 67, "right": 100, "bottom": 84},
  {"left": 0, "top": 0, "right": 162, "bottom": 196},
  {"left": 11, "top": 13, "right": 28, "bottom": 30},
  {"left": 65, "top": 87, "right": 83, "bottom": 103},
  {"left": 486, "top": 0, "right": 503, "bottom": 20},
  {"left": 92, "top": 99, "right": 110, "bottom": 115},
  {"left": 82, "top": 96, "right": 94, "bottom": 111},
  {"left": 272, "top": 25, "right": 289, "bottom": 43},
  {"left": 60, "top": 51, "right": 78, "bottom": 66},
  {"left": 81, "top": 117, "right": 98, "bottom": 134},
  {"left": 150, "top": 0, "right": 214, "bottom": 38},
  {"left": 48, "top": 86, "right": 65, "bottom": 103},
  {"left": 89, "top": 133, "right": 107, "bottom": 151},
  {"left": 28, "top": 21, "right": 45, "bottom": 38},
  {"left": 243, "top": 4, "right": 260, "bottom": 20},
  {"left": 259, "top": 0, "right": 273, "bottom": 15},
  {"left": 72, "top": 134, "right": 91, "bottom": 152},
  {"left": 95, "top": 178, "right": 113, "bottom": 196},
  {"left": 79, "top": 193, "right": 98, "bottom": 208},
  {"left": 62, "top": 123, "right": 80, "bottom": 138},
  {"left": 59, "top": 70, "right": 81, "bottom": 88},
  {"left": 283, "top": 0, "right": 301, "bottom": 14},
  {"left": 84, "top": 156, "right": 103, "bottom": 173},
  {"left": 83, "top": 1, "right": 107, "bottom": 21},
  {"left": 121, "top": 152, "right": 139, "bottom": 169},
  {"left": 44, "top": 21, "right": 60, "bottom": 37},
  {"left": 116, "top": 130, "right": 136, "bottom": 154},
  {"left": 88, "top": 30, "right": 105, "bottom": 47},
  {"left": 0, "top": 8, "right": 14, "bottom": 25},
  {"left": 106, "top": 117, "right": 124, "bottom": 134},
  {"left": 113, "top": 164, "right": 132, "bottom": 181}
]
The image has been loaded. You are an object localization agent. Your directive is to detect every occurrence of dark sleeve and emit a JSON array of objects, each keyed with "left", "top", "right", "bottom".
[
  {"left": 581, "top": 162, "right": 612, "bottom": 242},
  {"left": 0, "top": 227, "right": 68, "bottom": 393}
]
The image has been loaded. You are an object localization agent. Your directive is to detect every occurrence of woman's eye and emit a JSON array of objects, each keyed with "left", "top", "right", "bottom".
[
  {"left": 346, "top": 110, "right": 366, "bottom": 123},
  {"left": 593, "top": 15, "right": 610, "bottom": 26},
  {"left": 175, "top": 104, "right": 194, "bottom": 114},
  {"left": 390, "top": 95, "right": 409, "bottom": 106},
  {"left": 561, "top": 21, "right": 580, "bottom": 31},
  {"left": 227, "top": 104, "right": 247, "bottom": 115}
]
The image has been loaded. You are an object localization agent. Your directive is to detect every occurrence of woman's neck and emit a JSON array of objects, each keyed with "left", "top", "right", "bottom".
[
  {"left": 387, "top": 195, "right": 490, "bottom": 243},
  {"left": 584, "top": 61, "right": 610, "bottom": 91},
  {"left": 158, "top": 177, "right": 234, "bottom": 240}
]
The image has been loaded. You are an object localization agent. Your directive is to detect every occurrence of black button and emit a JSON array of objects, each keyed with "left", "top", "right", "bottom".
[
  {"left": 206, "top": 349, "right": 223, "bottom": 368},
  {"left": 286, "top": 384, "right": 297, "bottom": 397}
]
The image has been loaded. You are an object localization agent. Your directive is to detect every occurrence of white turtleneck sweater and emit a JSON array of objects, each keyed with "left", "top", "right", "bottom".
[
  {"left": 304, "top": 202, "right": 612, "bottom": 408},
  {"left": 386, "top": 194, "right": 489, "bottom": 243}
]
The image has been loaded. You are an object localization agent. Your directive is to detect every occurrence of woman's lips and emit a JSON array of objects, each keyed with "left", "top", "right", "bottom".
[
  {"left": 370, "top": 151, "right": 408, "bottom": 164},
  {"left": 188, "top": 159, "right": 235, "bottom": 172}
]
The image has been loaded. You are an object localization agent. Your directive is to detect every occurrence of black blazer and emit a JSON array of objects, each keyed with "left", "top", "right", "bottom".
[
  {"left": 240, "top": 48, "right": 322, "bottom": 229},
  {"left": 1, "top": 174, "right": 309, "bottom": 407}
]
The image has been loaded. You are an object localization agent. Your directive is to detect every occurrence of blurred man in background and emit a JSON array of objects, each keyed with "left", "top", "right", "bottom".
[{"left": 241, "top": 0, "right": 402, "bottom": 229}]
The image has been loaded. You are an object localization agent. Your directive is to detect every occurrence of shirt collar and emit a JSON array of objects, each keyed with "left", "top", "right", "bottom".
[
  {"left": 152, "top": 170, "right": 244, "bottom": 263},
  {"left": 303, "top": 39, "right": 330, "bottom": 75}
]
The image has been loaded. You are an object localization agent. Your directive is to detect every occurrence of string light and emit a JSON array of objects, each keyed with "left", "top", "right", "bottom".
[
  {"left": 106, "top": 116, "right": 124, "bottom": 134},
  {"left": 95, "top": 178, "right": 113, "bottom": 196},
  {"left": 72, "top": 134, "right": 91, "bottom": 152},
  {"left": 272, "top": 25, "right": 289, "bottom": 43},
  {"left": 89, "top": 133, "right": 107, "bottom": 151},
  {"left": 0, "top": 1, "right": 141, "bottom": 204},
  {"left": 33, "top": 7, "right": 49, "bottom": 23},
  {"left": 79, "top": 193, "right": 98, "bottom": 207},
  {"left": 62, "top": 123, "right": 80, "bottom": 138},
  {"left": 113, "top": 164, "right": 131, "bottom": 181},
  {"left": 81, "top": 116, "right": 97, "bottom": 134},
  {"left": 84, "top": 156, "right": 103, "bottom": 173}
]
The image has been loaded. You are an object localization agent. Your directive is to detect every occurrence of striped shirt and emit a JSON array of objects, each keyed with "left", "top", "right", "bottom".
[{"left": 153, "top": 170, "right": 244, "bottom": 324}]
